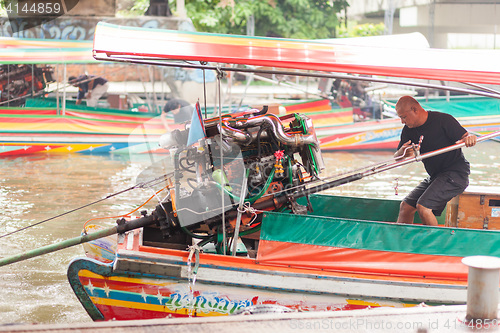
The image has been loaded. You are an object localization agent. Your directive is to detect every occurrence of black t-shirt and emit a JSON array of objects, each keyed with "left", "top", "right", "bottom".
[
  {"left": 163, "top": 99, "right": 193, "bottom": 123},
  {"left": 76, "top": 75, "right": 108, "bottom": 99},
  {"left": 397, "top": 111, "right": 469, "bottom": 178}
]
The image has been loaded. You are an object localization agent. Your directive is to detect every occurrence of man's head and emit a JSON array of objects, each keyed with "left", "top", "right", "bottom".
[
  {"left": 164, "top": 99, "right": 182, "bottom": 114},
  {"left": 395, "top": 96, "right": 428, "bottom": 128},
  {"left": 68, "top": 76, "right": 78, "bottom": 87}
]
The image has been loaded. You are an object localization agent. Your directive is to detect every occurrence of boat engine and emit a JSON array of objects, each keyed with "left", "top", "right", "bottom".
[
  {"left": 0, "top": 64, "right": 55, "bottom": 106},
  {"left": 142, "top": 107, "right": 324, "bottom": 253}
]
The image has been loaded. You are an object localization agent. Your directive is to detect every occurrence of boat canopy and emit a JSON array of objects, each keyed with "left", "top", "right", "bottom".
[
  {"left": 93, "top": 22, "right": 500, "bottom": 85},
  {"left": 318, "top": 32, "right": 430, "bottom": 49},
  {"left": 0, "top": 37, "right": 95, "bottom": 64}
]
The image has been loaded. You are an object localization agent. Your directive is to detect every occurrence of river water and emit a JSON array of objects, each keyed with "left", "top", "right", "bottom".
[{"left": 0, "top": 142, "right": 499, "bottom": 325}]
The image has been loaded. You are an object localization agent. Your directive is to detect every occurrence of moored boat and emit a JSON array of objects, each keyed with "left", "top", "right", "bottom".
[
  {"left": 0, "top": 97, "right": 357, "bottom": 156},
  {"left": 0, "top": 37, "right": 357, "bottom": 157},
  {"left": 3, "top": 22, "right": 500, "bottom": 324},
  {"left": 62, "top": 22, "right": 500, "bottom": 321},
  {"left": 0, "top": 98, "right": 171, "bottom": 156},
  {"left": 68, "top": 189, "right": 500, "bottom": 321},
  {"left": 320, "top": 96, "right": 500, "bottom": 151}
]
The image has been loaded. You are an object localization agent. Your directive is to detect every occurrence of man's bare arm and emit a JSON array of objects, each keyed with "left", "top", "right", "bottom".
[{"left": 457, "top": 132, "right": 477, "bottom": 147}]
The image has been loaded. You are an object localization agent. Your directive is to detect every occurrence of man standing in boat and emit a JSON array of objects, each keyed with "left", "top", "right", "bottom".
[
  {"left": 69, "top": 74, "right": 109, "bottom": 107},
  {"left": 394, "top": 96, "right": 477, "bottom": 226},
  {"left": 161, "top": 98, "right": 194, "bottom": 127}
]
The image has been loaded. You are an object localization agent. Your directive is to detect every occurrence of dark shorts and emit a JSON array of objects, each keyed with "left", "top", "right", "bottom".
[{"left": 404, "top": 171, "right": 469, "bottom": 216}]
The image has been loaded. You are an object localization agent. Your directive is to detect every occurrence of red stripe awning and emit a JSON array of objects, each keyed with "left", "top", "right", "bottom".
[{"left": 93, "top": 22, "right": 500, "bottom": 85}]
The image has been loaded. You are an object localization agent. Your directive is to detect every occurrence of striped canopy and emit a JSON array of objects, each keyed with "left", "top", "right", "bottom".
[
  {"left": 0, "top": 37, "right": 95, "bottom": 64},
  {"left": 93, "top": 22, "right": 500, "bottom": 85}
]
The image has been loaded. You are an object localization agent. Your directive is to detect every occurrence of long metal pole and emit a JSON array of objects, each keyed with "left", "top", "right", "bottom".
[
  {"left": 294, "top": 131, "right": 500, "bottom": 199},
  {"left": 0, "top": 214, "right": 156, "bottom": 267},
  {"left": 217, "top": 70, "right": 227, "bottom": 255},
  {"left": 0, "top": 227, "right": 117, "bottom": 268},
  {"left": 62, "top": 63, "right": 67, "bottom": 116},
  {"left": 231, "top": 171, "right": 248, "bottom": 256}
]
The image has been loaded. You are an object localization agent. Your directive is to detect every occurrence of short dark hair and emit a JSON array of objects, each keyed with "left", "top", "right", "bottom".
[{"left": 164, "top": 99, "right": 182, "bottom": 112}]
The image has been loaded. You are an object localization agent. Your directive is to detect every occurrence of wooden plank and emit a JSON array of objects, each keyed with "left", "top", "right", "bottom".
[{"left": 456, "top": 193, "right": 500, "bottom": 230}]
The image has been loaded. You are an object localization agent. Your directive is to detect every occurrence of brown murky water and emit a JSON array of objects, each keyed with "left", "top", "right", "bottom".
[{"left": 0, "top": 142, "right": 499, "bottom": 324}]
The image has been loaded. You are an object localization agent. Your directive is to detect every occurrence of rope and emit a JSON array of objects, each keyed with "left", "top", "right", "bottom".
[
  {"left": 238, "top": 202, "right": 259, "bottom": 226},
  {"left": 0, "top": 172, "right": 173, "bottom": 240},
  {"left": 82, "top": 185, "right": 169, "bottom": 233},
  {"left": 187, "top": 244, "right": 201, "bottom": 275}
]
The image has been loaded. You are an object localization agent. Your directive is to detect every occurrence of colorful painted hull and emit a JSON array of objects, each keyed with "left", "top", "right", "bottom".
[
  {"left": 3, "top": 96, "right": 499, "bottom": 155},
  {"left": 67, "top": 194, "right": 500, "bottom": 321},
  {"left": 283, "top": 99, "right": 353, "bottom": 127},
  {"left": 320, "top": 117, "right": 500, "bottom": 151},
  {"left": 321, "top": 117, "right": 500, "bottom": 151},
  {"left": 0, "top": 103, "right": 175, "bottom": 156},
  {"left": 0, "top": 98, "right": 354, "bottom": 156},
  {"left": 68, "top": 251, "right": 405, "bottom": 321}
]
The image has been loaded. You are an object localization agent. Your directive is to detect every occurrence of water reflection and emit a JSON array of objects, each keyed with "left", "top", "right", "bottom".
[
  {"left": 0, "top": 154, "right": 157, "bottom": 324},
  {"left": 0, "top": 141, "right": 498, "bottom": 324}
]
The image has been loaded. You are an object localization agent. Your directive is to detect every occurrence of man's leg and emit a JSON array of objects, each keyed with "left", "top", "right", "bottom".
[
  {"left": 416, "top": 204, "right": 438, "bottom": 226},
  {"left": 397, "top": 178, "right": 430, "bottom": 224},
  {"left": 86, "top": 90, "right": 100, "bottom": 107},
  {"left": 87, "top": 83, "right": 109, "bottom": 107},
  {"left": 416, "top": 171, "right": 469, "bottom": 227},
  {"left": 397, "top": 201, "right": 417, "bottom": 224}
]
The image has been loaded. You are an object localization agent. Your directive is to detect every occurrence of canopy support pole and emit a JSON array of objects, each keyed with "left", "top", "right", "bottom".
[{"left": 62, "top": 63, "right": 67, "bottom": 116}]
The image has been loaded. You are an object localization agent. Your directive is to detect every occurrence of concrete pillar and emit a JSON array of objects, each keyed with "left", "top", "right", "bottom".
[{"left": 462, "top": 255, "right": 500, "bottom": 323}]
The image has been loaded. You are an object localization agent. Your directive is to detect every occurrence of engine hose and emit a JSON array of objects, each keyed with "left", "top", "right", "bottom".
[
  {"left": 186, "top": 178, "right": 198, "bottom": 190},
  {"left": 214, "top": 168, "right": 275, "bottom": 204},
  {"left": 181, "top": 227, "right": 212, "bottom": 240},
  {"left": 246, "top": 168, "right": 275, "bottom": 203},
  {"left": 197, "top": 224, "right": 262, "bottom": 253},
  {"left": 179, "top": 156, "right": 196, "bottom": 173},
  {"left": 197, "top": 235, "right": 216, "bottom": 248}
]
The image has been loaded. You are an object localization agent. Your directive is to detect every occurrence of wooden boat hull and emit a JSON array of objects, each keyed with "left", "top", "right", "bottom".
[
  {"left": 67, "top": 194, "right": 500, "bottom": 321},
  {"left": 68, "top": 253, "right": 408, "bottom": 321},
  {"left": 68, "top": 240, "right": 444, "bottom": 321}
]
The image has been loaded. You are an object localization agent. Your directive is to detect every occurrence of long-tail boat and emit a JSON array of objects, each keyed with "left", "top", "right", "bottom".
[
  {"left": 62, "top": 22, "right": 500, "bottom": 321},
  {"left": 2, "top": 22, "right": 500, "bottom": 321},
  {"left": 0, "top": 37, "right": 354, "bottom": 157}
]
